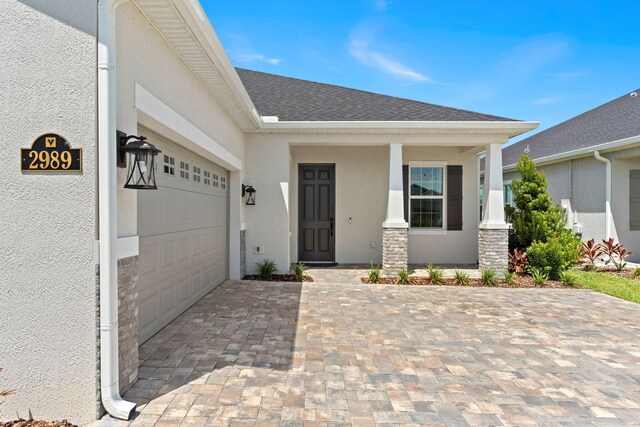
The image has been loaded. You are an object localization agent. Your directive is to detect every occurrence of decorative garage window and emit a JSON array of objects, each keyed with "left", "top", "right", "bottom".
[
  {"left": 179, "top": 161, "right": 189, "bottom": 179},
  {"left": 163, "top": 155, "right": 175, "bottom": 175},
  {"left": 193, "top": 165, "right": 201, "bottom": 183},
  {"left": 220, "top": 176, "right": 226, "bottom": 189},
  {"left": 203, "top": 170, "right": 211, "bottom": 185},
  {"left": 408, "top": 164, "right": 445, "bottom": 229},
  {"left": 212, "top": 173, "right": 219, "bottom": 187}
]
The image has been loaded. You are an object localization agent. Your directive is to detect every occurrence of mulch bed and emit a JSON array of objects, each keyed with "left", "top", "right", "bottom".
[
  {"left": 580, "top": 265, "right": 637, "bottom": 280},
  {"left": 242, "top": 274, "right": 314, "bottom": 282},
  {"left": 1, "top": 421, "right": 77, "bottom": 427},
  {"left": 361, "top": 275, "right": 568, "bottom": 288}
]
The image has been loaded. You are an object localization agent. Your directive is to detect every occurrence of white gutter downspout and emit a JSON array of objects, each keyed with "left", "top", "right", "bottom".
[
  {"left": 98, "top": 0, "right": 136, "bottom": 419},
  {"left": 594, "top": 150, "right": 612, "bottom": 239}
]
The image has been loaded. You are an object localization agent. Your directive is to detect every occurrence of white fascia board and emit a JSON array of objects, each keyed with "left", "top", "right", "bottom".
[
  {"left": 254, "top": 120, "right": 539, "bottom": 137},
  {"left": 135, "top": 83, "right": 242, "bottom": 171},
  {"left": 502, "top": 133, "right": 640, "bottom": 172}
]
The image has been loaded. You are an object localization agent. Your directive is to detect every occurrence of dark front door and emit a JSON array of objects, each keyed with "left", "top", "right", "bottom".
[{"left": 299, "top": 164, "right": 335, "bottom": 262}]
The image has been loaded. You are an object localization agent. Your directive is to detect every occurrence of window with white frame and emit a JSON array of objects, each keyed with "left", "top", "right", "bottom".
[
  {"left": 504, "top": 182, "right": 513, "bottom": 207},
  {"left": 179, "top": 161, "right": 189, "bottom": 179},
  {"left": 193, "top": 165, "right": 201, "bottom": 183},
  {"left": 163, "top": 155, "right": 175, "bottom": 176},
  {"left": 220, "top": 176, "right": 226, "bottom": 189},
  {"left": 409, "top": 165, "right": 445, "bottom": 229},
  {"left": 212, "top": 173, "right": 219, "bottom": 187},
  {"left": 203, "top": 170, "right": 211, "bottom": 185}
]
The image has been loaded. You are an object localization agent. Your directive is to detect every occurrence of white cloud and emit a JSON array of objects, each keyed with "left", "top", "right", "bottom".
[
  {"left": 235, "top": 50, "right": 281, "bottom": 65},
  {"left": 347, "top": 37, "right": 430, "bottom": 83},
  {"left": 497, "top": 36, "right": 570, "bottom": 77},
  {"left": 371, "top": 0, "right": 389, "bottom": 11},
  {"left": 533, "top": 97, "right": 561, "bottom": 105}
]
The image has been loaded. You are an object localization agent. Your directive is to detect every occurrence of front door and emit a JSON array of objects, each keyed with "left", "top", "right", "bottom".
[{"left": 299, "top": 164, "right": 335, "bottom": 262}]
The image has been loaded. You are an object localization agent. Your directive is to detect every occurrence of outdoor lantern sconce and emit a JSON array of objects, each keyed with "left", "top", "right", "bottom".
[
  {"left": 242, "top": 184, "right": 256, "bottom": 205},
  {"left": 117, "top": 131, "right": 161, "bottom": 190}
]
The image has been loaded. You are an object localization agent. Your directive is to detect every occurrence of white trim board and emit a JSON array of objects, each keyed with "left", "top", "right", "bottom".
[{"left": 134, "top": 82, "right": 242, "bottom": 171}]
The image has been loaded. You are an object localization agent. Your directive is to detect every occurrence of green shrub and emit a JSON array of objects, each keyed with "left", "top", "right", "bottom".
[
  {"left": 368, "top": 265, "right": 382, "bottom": 284},
  {"left": 256, "top": 259, "right": 278, "bottom": 280},
  {"left": 507, "top": 153, "right": 570, "bottom": 251},
  {"left": 559, "top": 271, "right": 578, "bottom": 286},
  {"left": 527, "top": 233, "right": 581, "bottom": 279},
  {"left": 633, "top": 267, "right": 640, "bottom": 279},
  {"left": 426, "top": 264, "right": 443, "bottom": 284},
  {"left": 293, "top": 262, "right": 307, "bottom": 282},
  {"left": 503, "top": 270, "right": 515, "bottom": 286},
  {"left": 480, "top": 268, "right": 497, "bottom": 286},
  {"left": 453, "top": 269, "right": 470, "bottom": 286},
  {"left": 398, "top": 268, "right": 412, "bottom": 285},
  {"left": 529, "top": 266, "right": 548, "bottom": 286}
]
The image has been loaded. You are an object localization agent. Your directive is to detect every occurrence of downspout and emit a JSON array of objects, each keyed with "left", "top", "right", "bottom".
[
  {"left": 593, "top": 150, "right": 612, "bottom": 239},
  {"left": 97, "top": 0, "right": 136, "bottom": 419}
]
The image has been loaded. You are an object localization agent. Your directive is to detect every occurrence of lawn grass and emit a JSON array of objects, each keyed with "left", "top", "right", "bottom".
[{"left": 573, "top": 270, "right": 640, "bottom": 304}]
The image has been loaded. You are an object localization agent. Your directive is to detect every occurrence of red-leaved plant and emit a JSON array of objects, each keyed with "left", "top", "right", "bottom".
[
  {"left": 599, "top": 238, "right": 632, "bottom": 271},
  {"left": 509, "top": 248, "right": 529, "bottom": 274},
  {"left": 580, "top": 239, "right": 604, "bottom": 269}
]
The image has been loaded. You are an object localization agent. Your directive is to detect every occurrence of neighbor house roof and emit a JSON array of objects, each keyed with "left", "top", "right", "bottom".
[
  {"left": 502, "top": 88, "right": 640, "bottom": 167},
  {"left": 236, "top": 68, "right": 517, "bottom": 122}
]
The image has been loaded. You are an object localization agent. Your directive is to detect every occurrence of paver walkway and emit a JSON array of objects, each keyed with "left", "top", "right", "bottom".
[{"left": 116, "top": 281, "right": 640, "bottom": 426}]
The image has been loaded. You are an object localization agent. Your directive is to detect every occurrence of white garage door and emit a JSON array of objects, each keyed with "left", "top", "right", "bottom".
[{"left": 137, "top": 128, "right": 228, "bottom": 343}]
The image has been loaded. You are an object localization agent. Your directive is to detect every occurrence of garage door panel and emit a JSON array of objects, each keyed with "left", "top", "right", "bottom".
[{"left": 138, "top": 128, "right": 228, "bottom": 344}]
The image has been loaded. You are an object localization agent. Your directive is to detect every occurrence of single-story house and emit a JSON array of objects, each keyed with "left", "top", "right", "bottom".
[
  {"left": 499, "top": 88, "right": 640, "bottom": 260},
  {"left": 0, "top": 0, "right": 536, "bottom": 423}
]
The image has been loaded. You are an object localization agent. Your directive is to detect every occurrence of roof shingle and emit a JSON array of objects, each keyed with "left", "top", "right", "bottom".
[
  {"left": 236, "top": 68, "right": 517, "bottom": 122},
  {"left": 503, "top": 88, "right": 640, "bottom": 167}
]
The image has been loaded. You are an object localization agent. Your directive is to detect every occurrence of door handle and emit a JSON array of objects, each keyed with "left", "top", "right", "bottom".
[{"left": 330, "top": 218, "right": 334, "bottom": 237}]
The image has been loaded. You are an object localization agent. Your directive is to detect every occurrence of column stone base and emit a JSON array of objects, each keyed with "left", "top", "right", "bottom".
[
  {"left": 383, "top": 226, "right": 408, "bottom": 276},
  {"left": 117, "top": 255, "right": 139, "bottom": 394},
  {"left": 478, "top": 226, "right": 509, "bottom": 275}
]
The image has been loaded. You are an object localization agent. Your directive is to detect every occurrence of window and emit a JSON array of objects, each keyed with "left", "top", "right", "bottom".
[
  {"left": 220, "top": 176, "right": 226, "bottom": 189},
  {"left": 409, "top": 165, "right": 445, "bottom": 229},
  {"left": 212, "top": 173, "right": 219, "bottom": 187},
  {"left": 179, "top": 161, "right": 189, "bottom": 179},
  {"left": 203, "top": 170, "right": 211, "bottom": 185},
  {"left": 163, "top": 155, "right": 175, "bottom": 176},
  {"left": 631, "top": 170, "right": 640, "bottom": 230},
  {"left": 193, "top": 165, "right": 201, "bottom": 183},
  {"left": 504, "top": 182, "right": 513, "bottom": 207}
]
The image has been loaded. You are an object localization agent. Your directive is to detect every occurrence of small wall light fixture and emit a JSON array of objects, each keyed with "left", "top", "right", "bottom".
[
  {"left": 242, "top": 184, "right": 256, "bottom": 205},
  {"left": 117, "top": 131, "right": 161, "bottom": 190}
]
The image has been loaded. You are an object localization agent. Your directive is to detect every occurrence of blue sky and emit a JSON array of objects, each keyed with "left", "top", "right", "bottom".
[{"left": 202, "top": 0, "right": 640, "bottom": 142}]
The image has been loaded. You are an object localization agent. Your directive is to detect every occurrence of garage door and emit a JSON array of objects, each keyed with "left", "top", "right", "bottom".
[{"left": 137, "top": 128, "right": 228, "bottom": 343}]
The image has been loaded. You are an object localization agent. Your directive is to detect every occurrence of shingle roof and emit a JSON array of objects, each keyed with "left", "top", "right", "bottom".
[
  {"left": 502, "top": 88, "right": 640, "bottom": 167},
  {"left": 236, "top": 68, "right": 517, "bottom": 122}
]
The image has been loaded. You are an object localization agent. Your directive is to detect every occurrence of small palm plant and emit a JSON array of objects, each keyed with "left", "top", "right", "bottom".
[
  {"left": 480, "top": 268, "right": 497, "bottom": 286},
  {"left": 503, "top": 270, "right": 515, "bottom": 286},
  {"left": 293, "top": 262, "right": 307, "bottom": 282},
  {"left": 368, "top": 264, "right": 382, "bottom": 284},
  {"left": 453, "top": 269, "right": 470, "bottom": 286},
  {"left": 559, "top": 271, "right": 578, "bottom": 286},
  {"left": 426, "top": 264, "right": 444, "bottom": 285},
  {"left": 529, "top": 267, "right": 548, "bottom": 286},
  {"left": 256, "top": 259, "right": 278, "bottom": 280},
  {"left": 398, "top": 268, "right": 412, "bottom": 285},
  {"left": 633, "top": 267, "right": 640, "bottom": 279}
]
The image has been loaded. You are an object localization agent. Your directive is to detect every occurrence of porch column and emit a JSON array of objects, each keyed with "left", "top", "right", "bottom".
[
  {"left": 383, "top": 143, "right": 408, "bottom": 276},
  {"left": 479, "top": 143, "right": 509, "bottom": 274}
]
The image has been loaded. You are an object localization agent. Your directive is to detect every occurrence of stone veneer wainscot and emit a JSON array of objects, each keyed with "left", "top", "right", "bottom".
[
  {"left": 382, "top": 227, "right": 408, "bottom": 276},
  {"left": 478, "top": 227, "right": 509, "bottom": 275}
]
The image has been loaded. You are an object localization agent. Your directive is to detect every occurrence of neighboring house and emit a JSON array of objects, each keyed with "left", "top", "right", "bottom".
[
  {"left": 0, "top": 0, "right": 536, "bottom": 424},
  {"left": 501, "top": 88, "right": 640, "bottom": 260}
]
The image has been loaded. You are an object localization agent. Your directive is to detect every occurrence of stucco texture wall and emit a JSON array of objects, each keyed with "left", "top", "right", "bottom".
[
  {"left": 115, "top": 2, "right": 246, "bottom": 237},
  {"left": 610, "top": 153, "right": 640, "bottom": 261},
  {"left": 0, "top": 1, "right": 98, "bottom": 424}
]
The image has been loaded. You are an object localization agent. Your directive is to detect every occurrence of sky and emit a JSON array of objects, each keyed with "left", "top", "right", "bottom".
[{"left": 202, "top": 0, "right": 640, "bottom": 143}]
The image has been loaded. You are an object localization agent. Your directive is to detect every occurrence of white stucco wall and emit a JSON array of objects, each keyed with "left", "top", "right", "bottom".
[
  {"left": 0, "top": 1, "right": 98, "bottom": 423},
  {"left": 291, "top": 146, "right": 388, "bottom": 264},
  {"left": 115, "top": 3, "right": 246, "bottom": 237},
  {"left": 504, "top": 154, "right": 640, "bottom": 261},
  {"left": 404, "top": 146, "right": 480, "bottom": 264}
]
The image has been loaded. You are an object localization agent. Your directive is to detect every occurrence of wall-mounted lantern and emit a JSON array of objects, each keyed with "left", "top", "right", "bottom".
[
  {"left": 117, "top": 131, "right": 161, "bottom": 190},
  {"left": 242, "top": 184, "right": 256, "bottom": 205}
]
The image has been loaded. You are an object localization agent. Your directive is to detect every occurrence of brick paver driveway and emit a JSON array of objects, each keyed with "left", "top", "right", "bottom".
[{"left": 124, "top": 281, "right": 640, "bottom": 426}]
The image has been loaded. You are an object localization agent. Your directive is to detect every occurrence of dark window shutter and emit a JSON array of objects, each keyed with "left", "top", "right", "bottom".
[
  {"left": 630, "top": 170, "right": 640, "bottom": 230},
  {"left": 403, "top": 165, "right": 409, "bottom": 223},
  {"left": 447, "top": 165, "right": 463, "bottom": 230}
]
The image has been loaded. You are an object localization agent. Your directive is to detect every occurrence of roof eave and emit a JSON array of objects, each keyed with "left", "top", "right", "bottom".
[
  {"left": 252, "top": 120, "right": 539, "bottom": 136},
  {"left": 502, "top": 133, "right": 640, "bottom": 172}
]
